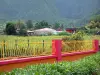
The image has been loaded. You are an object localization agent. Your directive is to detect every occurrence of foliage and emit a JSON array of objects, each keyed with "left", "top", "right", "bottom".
[
  {"left": 87, "top": 21, "right": 100, "bottom": 29},
  {"left": 62, "top": 31, "right": 87, "bottom": 52},
  {"left": 19, "top": 29, "right": 27, "bottom": 36},
  {"left": 4, "top": 21, "right": 27, "bottom": 36},
  {"left": 90, "top": 14, "right": 100, "bottom": 22},
  {"left": 84, "top": 29, "right": 98, "bottom": 35},
  {"left": 26, "top": 20, "right": 33, "bottom": 29},
  {"left": 16, "top": 20, "right": 26, "bottom": 29},
  {"left": 34, "top": 20, "right": 50, "bottom": 29},
  {"left": 18, "top": 21, "right": 27, "bottom": 36},
  {"left": 62, "top": 31, "right": 85, "bottom": 41},
  {"left": 52, "top": 22, "right": 60, "bottom": 30},
  {"left": 86, "top": 14, "right": 100, "bottom": 29},
  {"left": 5, "top": 22, "right": 16, "bottom": 35},
  {"left": 1, "top": 52, "right": 100, "bottom": 75}
]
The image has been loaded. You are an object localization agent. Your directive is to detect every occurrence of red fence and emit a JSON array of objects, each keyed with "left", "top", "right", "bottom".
[{"left": 0, "top": 39, "right": 99, "bottom": 72}]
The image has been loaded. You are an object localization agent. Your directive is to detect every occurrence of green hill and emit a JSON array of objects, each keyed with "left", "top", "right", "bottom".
[{"left": 0, "top": 0, "right": 100, "bottom": 28}]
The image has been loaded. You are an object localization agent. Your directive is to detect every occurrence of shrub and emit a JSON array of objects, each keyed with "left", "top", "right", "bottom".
[
  {"left": 62, "top": 31, "right": 85, "bottom": 41},
  {"left": 19, "top": 29, "right": 27, "bottom": 36},
  {"left": 62, "top": 31, "right": 87, "bottom": 52}
]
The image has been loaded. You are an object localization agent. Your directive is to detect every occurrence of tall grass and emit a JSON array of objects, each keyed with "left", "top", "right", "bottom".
[{"left": 0, "top": 35, "right": 63, "bottom": 59}]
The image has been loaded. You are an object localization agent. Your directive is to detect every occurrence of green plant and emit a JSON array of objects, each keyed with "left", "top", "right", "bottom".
[
  {"left": 5, "top": 22, "right": 16, "bottom": 35},
  {"left": 0, "top": 35, "right": 63, "bottom": 59},
  {"left": 62, "top": 31, "right": 89, "bottom": 52}
]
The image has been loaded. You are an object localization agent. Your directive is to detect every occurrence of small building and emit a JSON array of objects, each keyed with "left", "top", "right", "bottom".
[
  {"left": 27, "top": 28, "right": 57, "bottom": 36},
  {"left": 27, "top": 30, "right": 34, "bottom": 36},
  {"left": 66, "top": 28, "right": 76, "bottom": 33}
]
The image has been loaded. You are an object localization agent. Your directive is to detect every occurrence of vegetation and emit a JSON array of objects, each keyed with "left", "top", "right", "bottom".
[
  {"left": 26, "top": 20, "right": 33, "bottom": 29},
  {"left": 1, "top": 52, "right": 100, "bottom": 75},
  {"left": 61, "top": 31, "right": 93, "bottom": 52},
  {"left": 3, "top": 20, "right": 54, "bottom": 36},
  {"left": 62, "top": 31, "right": 85, "bottom": 41},
  {"left": 87, "top": 21, "right": 100, "bottom": 29},
  {"left": 34, "top": 20, "right": 50, "bottom": 29},
  {"left": 5, "top": 22, "right": 16, "bottom": 35},
  {"left": 0, "top": 35, "right": 63, "bottom": 59},
  {"left": 52, "top": 22, "right": 60, "bottom": 30}
]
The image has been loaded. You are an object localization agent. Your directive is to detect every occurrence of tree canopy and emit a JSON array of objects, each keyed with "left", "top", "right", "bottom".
[
  {"left": 34, "top": 20, "right": 50, "bottom": 29},
  {"left": 26, "top": 20, "right": 33, "bottom": 29},
  {"left": 5, "top": 22, "right": 16, "bottom": 35}
]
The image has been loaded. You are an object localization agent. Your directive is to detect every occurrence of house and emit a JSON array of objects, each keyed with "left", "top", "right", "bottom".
[
  {"left": 66, "top": 28, "right": 76, "bottom": 33},
  {"left": 27, "top": 28, "right": 57, "bottom": 36}
]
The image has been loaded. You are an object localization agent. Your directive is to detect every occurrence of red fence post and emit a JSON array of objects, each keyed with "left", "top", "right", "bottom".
[
  {"left": 93, "top": 40, "right": 99, "bottom": 52},
  {"left": 52, "top": 40, "right": 62, "bottom": 61}
]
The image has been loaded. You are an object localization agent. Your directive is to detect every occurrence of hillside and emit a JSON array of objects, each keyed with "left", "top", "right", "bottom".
[{"left": 0, "top": 0, "right": 100, "bottom": 27}]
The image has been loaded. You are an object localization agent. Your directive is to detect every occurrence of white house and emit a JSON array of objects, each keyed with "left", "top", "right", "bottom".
[{"left": 27, "top": 28, "right": 58, "bottom": 36}]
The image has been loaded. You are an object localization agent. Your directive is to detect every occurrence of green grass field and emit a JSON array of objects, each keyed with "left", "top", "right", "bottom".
[
  {"left": 0, "top": 35, "right": 63, "bottom": 59},
  {"left": 0, "top": 35, "right": 63, "bottom": 41},
  {"left": 0, "top": 35, "right": 99, "bottom": 60}
]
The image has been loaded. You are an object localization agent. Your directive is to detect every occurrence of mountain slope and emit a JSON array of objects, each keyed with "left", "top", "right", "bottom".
[{"left": 0, "top": 0, "right": 100, "bottom": 25}]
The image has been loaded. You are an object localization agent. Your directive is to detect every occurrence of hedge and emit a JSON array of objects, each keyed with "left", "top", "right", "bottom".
[{"left": 1, "top": 52, "right": 100, "bottom": 75}]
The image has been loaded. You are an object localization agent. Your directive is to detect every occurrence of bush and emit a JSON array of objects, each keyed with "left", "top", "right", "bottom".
[
  {"left": 62, "top": 31, "right": 86, "bottom": 52},
  {"left": 1, "top": 52, "right": 100, "bottom": 75},
  {"left": 19, "top": 29, "right": 27, "bottom": 36},
  {"left": 62, "top": 31, "right": 85, "bottom": 41},
  {"left": 84, "top": 30, "right": 98, "bottom": 35}
]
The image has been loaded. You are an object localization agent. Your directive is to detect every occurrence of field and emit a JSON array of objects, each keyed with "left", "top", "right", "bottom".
[
  {"left": 0, "top": 35, "right": 63, "bottom": 59},
  {"left": 0, "top": 35, "right": 99, "bottom": 60}
]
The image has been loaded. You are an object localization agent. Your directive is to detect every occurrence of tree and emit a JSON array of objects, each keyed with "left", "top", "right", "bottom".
[
  {"left": 90, "top": 14, "right": 100, "bottom": 22},
  {"left": 5, "top": 22, "right": 16, "bottom": 35},
  {"left": 34, "top": 20, "right": 50, "bottom": 29},
  {"left": 19, "top": 29, "right": 27, "bottom": 36},
  {"left": 87, "top": 21, "right": 100, "bottom": 29},
  {"left": 16, "top": 20, "right": 26, "bottom": 30},
  {"left": 52, "top": 22, "right": 60, "bottom": 30},
  {"left": 26, "top": 20, "right": 33, "bottom": 29}
]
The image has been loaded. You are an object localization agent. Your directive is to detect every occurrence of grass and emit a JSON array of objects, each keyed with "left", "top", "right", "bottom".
[
  {"left": 0, "top": 35, "right": 99, "bottom": 59},
  {"left": 0, "top": 35, "right": 63, "bottom": 42},
  {"left": 0, "top": 35, "right": 63, "bottom": 59},
  {"left": 62, "top": 40, "right": 93, "bottom": 53}
]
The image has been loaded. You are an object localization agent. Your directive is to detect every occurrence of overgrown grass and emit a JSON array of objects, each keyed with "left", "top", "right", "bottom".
[
  {"left": 0, "top": 35, "right": 63, "bottom": 42},
  {"left": 0, "top": 35, "right": 63, "bottom": 59},
  {"left": 0, "top": 35, "right": 99, "bottom": 59},
  {"left": 62, "top": 31, "right": 93, "bottom": 52},
  {"left": 1, "top": 52, "right": 100, "bottom": 75}
]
